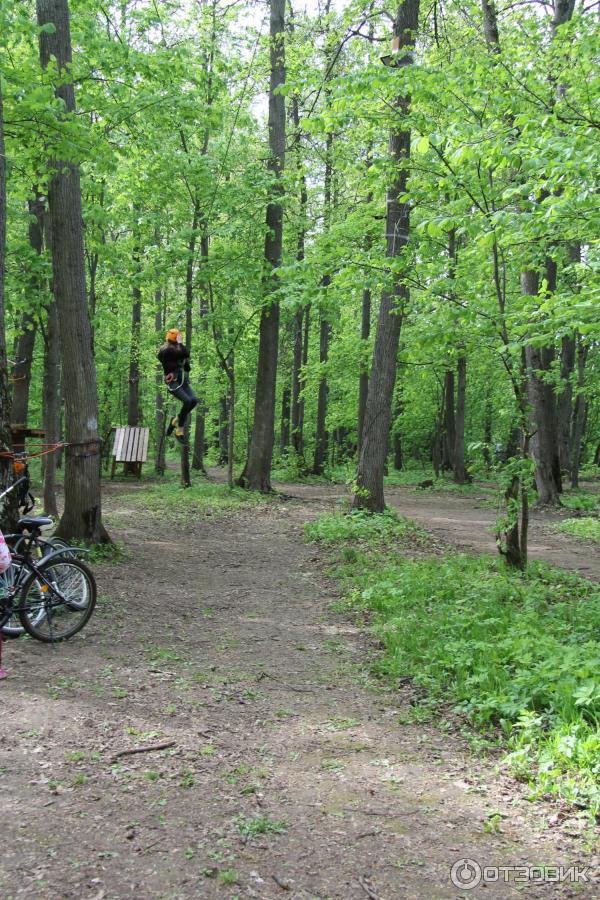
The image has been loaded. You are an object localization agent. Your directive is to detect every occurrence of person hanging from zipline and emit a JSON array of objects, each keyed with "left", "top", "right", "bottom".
[{"left": 158, "top": 328, "right": 198, "bottom": 444}]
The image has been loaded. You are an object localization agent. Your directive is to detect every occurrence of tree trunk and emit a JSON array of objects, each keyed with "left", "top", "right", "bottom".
[
  {"left": 279, "top": 385, "right": 290, "bottom": 457},
  {"left": 312, "top": 310, "right": 331, "bottom": 475},
  {"left": 352, "top": 0, "right": 419, "bottom": 512},
  {"left": 393, "top": 393, "right": 403, "bottom": 471},
  {"left": 557, "top": 333, "right": 575, "bottom": 473},
  {"left": 127, "top": 215, "right": 142, "bottom": 429},
  {"left": 522, "top": 273, "right": 561, "bottom": 506},
  {"left": 192, "top": 229, "right": 209, "bottom": 475},
  {"left": 442, "top": 369, "right": 456, "bottom": 471},
  {"left": 570, "top": 338, "right": 588, "bottom": 488},
  {"left": 42, "top": 300, "right": 60, "bottom": 517},
  {"left": 12, "top": 196, "right": 44, "bottom": 449},
  {"left": 219, "top": 393, "right": 229, "bottom": 465},
  {"left": 37, "top": 0, "right": 109, "bottom": 543},
  {"left": 154, "top": 288, "right": 166, "bottom": 475},
  {"left": 290, "top": 94, "right": 307, "bottom": 459},
  {"left": 0, "top": 83, "right": 18, "bottom": 531},
  {"left": 483, "top": 394, "right": 492, "bottom": 468},
  {"left": 238, "top": 0, "right": 285, "bottom": 492},
  {"left": 453, "top": 354, "right": 468, "bottom": 483},
  {"left": 291, "top": 307, "right": 304, "bottom": 456},
  {"left": 357, "top": 279, "right": 371, "bottom": 459}
]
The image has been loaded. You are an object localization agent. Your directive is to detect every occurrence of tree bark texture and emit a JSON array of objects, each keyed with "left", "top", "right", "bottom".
[
  {"left": 154, "top": 288, "right": 166, "bottom": 475},
  {"left": 352, "top": 0, "right": 419, "bottom": 512},
  {"left": 570, "top": 338, "right": 588, "bottom": 488},
  {"left": 12, "top": 196, "right": 44, "bottom": 448},
  {"left": 0, "top": 83, "right": 18, "bottom": 530},
  {"left": 453, "top": 354, "right": 468, "bottom": 483},
  {"left": 127, "top": 216, "right": 142, "bottom": 429},
  {"left": 522, "top": 271, "right": 561, "bottom": 506},
  {"left": 557, "top": 333, "right": 575, "bottom": 472},
  {"left": 312, "top": 310, "right": 331, "bottom": 475},
  {"left": 442, "top": 369, "right": 456, "bottom": 471},
  {"left": 238, "top": 0, "right": 285, "bottom": 492},
  {"left": 37, "top": 0, "right": 109, "bottom": 542}
]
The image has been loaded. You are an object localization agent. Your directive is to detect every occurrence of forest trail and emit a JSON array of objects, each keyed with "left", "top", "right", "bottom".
[
  {"left": 1, "top": 482, "right": 596, "bottom": 899},
  {"left": 255, "top": 473, "right": 600, "bottom": 583}
]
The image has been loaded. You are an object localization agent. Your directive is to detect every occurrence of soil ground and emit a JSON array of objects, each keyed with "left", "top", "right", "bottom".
[{"left": 1, "top": 474, "right": 598, "bottom": 899}]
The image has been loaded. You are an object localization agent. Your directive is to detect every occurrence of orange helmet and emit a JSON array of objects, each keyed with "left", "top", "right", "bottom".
[{"left": 166, "top": 328, "right": 181, "bottom": 343}]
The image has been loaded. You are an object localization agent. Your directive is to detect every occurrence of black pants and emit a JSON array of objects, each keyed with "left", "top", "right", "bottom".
[{"left": 169, "top": 376, "right": 198, "bottom": 427}]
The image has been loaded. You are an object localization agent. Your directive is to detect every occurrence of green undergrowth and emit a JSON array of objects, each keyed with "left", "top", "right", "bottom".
[
  {"left": 306, "top": 510, "right": 600, "bottom": 819},
  {"left": 124, "top": 473, "right": 269, "bottom": 524},
  {"left": 305, "top": 509, "right": 425, "bottom": 546},
  {"left": 556, "top": 517, "right": 600, "bottom": 544}
]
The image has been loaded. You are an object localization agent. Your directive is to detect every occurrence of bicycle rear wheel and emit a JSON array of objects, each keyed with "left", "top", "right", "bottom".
[
  {"left": 0, "top": 562, "right": 46, "bottom": 638},
  {"left": 19, "top": 558, "right": 97, "bottom": 642}
]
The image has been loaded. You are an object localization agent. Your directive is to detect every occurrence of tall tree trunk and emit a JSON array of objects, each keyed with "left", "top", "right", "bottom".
[
  {"left": 291, "top": 307, "right": 304, "bottom": 455},
  {"left": 192, "top": 231, "right": 209, "bottom": 474},
  {"left": 238, "top": 0, "right": 285, "bottom": 491},
  {"left": 181, "top": 202, "right": 199, "bottom": 487},
  {"left": 127, "top": 214, "right": 142, "bottom": 429},
  {"left": 42, "top": 300, "right": 60, "bottom": 517},
  {"left": 393, "top": 392, "right": 403, "bottom": 471},
  {"left": 37, "top": 0, "right": 109, "bottom": 542},
  {"left": 290, "top": 95, "right": 307, "bottom": 459},
  {"left": 357, "top": 281, "right": 371, "bottom": 459},
  {"left": 12, "top": 196, "right": 44, "bottom": 450},
  {"left": 0, "top": 83, "right": 17, "bottom": 530},
  {"left": 453, "top": 354, "right": 468, "bottom": 483},
  {"left": 279, "top": 384, "right": 290, "bottom": 457},
  {"left": 41, "top": 210, "right": 60, "bottom": 517},
  {"left": 483, "top": 393, "right": 493, "bottom": 468},
  {"left": 522, "top": 271, "right": 561, "bottom": 506},
  {"left": 352, "top": 0, "right": 420, "bottom": 512},
  {"left": 557, "top": 333, "right": 575, "bottom": 472},
  {"left": 570, "top": 338, "right": 588, "bottom": 488},
  {"left": 154, "top": 288, "right": 166, "bottom": 475},
  {"left": 312, "top": 308, "right": 331, "bottom": 475},
  {"left": 442, "top": 369, "right": 456, "bottom": 471},
  {"left": 219, "top": 392, "right": 229, "bottom": 465}
]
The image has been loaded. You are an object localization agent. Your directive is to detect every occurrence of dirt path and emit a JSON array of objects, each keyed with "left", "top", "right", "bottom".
[{"left": 1, "top": 482, "right": 597, "bottom": 899}]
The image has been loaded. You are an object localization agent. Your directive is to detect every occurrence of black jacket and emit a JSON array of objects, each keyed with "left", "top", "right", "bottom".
[{"left": 158, "top": 343, "right": 190, "bottom": 376}]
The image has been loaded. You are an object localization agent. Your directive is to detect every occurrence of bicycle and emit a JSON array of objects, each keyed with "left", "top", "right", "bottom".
[{"left": 0, "top": 482, "right": 97, "bottom": 643}]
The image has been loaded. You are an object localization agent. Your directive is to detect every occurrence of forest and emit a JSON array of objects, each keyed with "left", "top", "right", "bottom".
[{"left": 1, "top": 0, "right": 599, "bottom": 896}]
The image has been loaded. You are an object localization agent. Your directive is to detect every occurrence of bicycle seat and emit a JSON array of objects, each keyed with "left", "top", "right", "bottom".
[{"left": 16, "top": 516, "right": 54, "bottom": 532}]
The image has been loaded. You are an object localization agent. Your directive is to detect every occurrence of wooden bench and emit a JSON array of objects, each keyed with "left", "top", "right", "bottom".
[{"left": 111, "top": 426, "right": 149, "bottom": 478}]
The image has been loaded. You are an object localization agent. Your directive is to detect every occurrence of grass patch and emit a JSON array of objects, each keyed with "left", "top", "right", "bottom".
[
  {"left": 305, "top": 509, "right": 422, "bottom": 546},
  {"left": 124, "top": 471, "right": 268, "bottom": 524},
  {"left": 556, "top": 517, "right": 600, "bottom": 544},
  {"left": 308, "top": 509, "right": 600, "bottom": 818}
]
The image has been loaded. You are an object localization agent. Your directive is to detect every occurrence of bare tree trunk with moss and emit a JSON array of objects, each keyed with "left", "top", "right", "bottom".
[
  {"left": 37, "top": 0, "right": 109, "bottom": 543},
  {"left": 352, "top": 0, "right": 420, "bottom": 513},
  {"left": 238, "top": 0, "right": 285, "bottom": 492}
]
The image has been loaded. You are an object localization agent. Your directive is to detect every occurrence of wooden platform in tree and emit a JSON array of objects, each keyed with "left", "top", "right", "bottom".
[
  {"left": 11, "top": 425, "right": 46, "bottom": 440},
  {"left": 111, "top": 426, "right": 149, "bottom": 478}
]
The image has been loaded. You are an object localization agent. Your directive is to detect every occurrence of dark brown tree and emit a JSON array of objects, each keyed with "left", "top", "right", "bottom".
[
  {"left": 12, "top": 196, "right": 44, "bottom": 450},
  {"left": 238, "top": 0, "right": 285, "bottom": 491},
  {"left": 352, "top": 0, "right": 420, "bottom": 512},
  {"left": 37, "top": 0, "right": 109, "bottom": 542},
  {"left": 0, "top": 83, "right": 17, "bottom": 530}
]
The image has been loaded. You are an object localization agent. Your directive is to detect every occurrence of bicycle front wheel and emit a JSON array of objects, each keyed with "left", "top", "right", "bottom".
[{"left": 19, "top": 558, "right": 97, "bottom": 642}]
